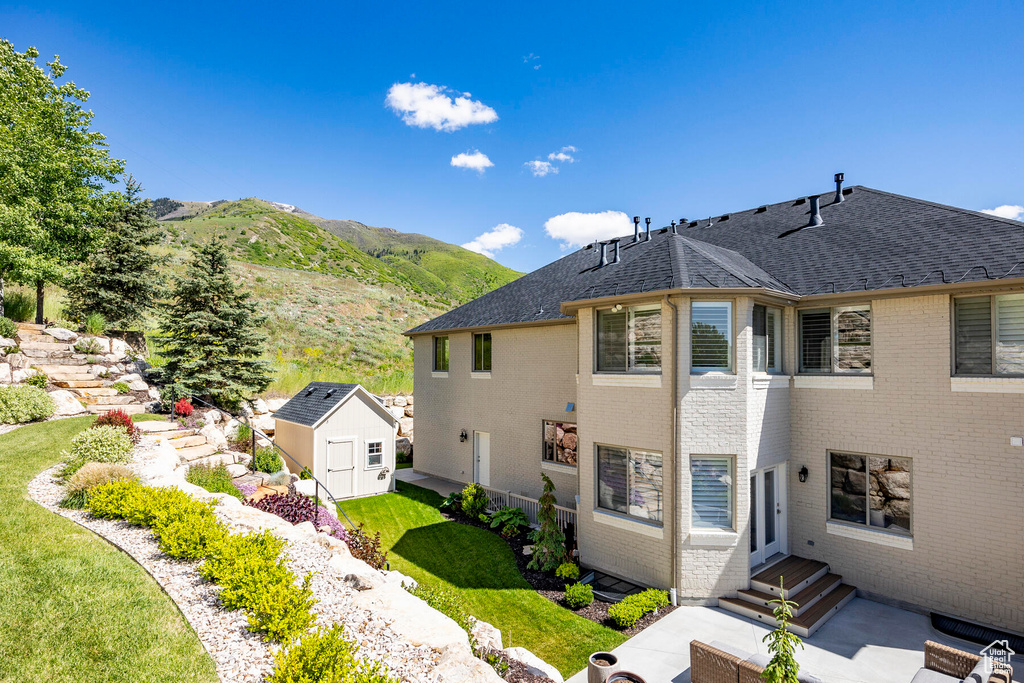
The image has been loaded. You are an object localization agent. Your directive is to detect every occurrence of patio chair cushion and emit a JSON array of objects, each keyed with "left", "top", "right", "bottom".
[
  {"left": 911, "top": 668, "right": 961, "bottom": 683},
  {"left": 963, "top": 660, "right": 989, "bottom": 683},
  {"left": 708, "top": 640, "right": 752, "bottom": 660}
]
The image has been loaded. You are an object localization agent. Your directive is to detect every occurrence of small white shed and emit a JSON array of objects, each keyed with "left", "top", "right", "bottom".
[{"left": 273, "top": 383, "right": 399, "bottom": 501}]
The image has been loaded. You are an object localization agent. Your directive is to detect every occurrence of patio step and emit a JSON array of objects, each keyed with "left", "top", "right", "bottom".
[
  {"left": 736, "top": 573, "right": 843, "bottom": 618},
  {"left": 136, "top": 421, "right": 180, "bottom": 433},
  {"left": 719, "top": 583, "right": 856, "bottom": 638},
  {"left": 87, "top": 404, "right": 146, "bottom": 415},
  {"left": 74, "top": 387, "right": 118, "bottom": 397},
  {"left": 56, "top": 379, "right": 104, "bottom": 389},
  {"left": 16, "top": 322, "right": 45, "bottom": 332},
  {"left": 78, "top": 395, "right": 136, "bottom": 406},
  {"left": 176, "top": 444, "right": 218, "bottom": 462},
  {"left": 750, "top": 555, "right": 830, "bottom": 598},
  {"left": 50, "top": 373, "right": 96, "bottom": 382},
  {"left": 168, "top": 435, "right": 207, "bottom": 449},
  {"left": 191, "top": 452, "right": 240, "bottom": 468}
]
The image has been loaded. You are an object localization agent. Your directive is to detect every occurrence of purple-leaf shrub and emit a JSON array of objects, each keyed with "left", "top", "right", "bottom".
[{"left": 244, "top": 492, "right": 317, "bottom": 525}]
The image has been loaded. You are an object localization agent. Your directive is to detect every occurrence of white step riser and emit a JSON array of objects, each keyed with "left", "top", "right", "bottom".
[
  {"left": 738, "top": 579, "right": 841, "bottom": 618},
  {"left": 751, "top": 563, "right": 830, "bottom": 599},
  {"left": 719, "top": 588, "right": 855, "bottom": 638}
]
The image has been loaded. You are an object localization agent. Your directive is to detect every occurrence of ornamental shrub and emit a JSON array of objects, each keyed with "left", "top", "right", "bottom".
[
  {"left": 527, "top": 474, "right": 565, "bottom": 572},
  {"left": 3, "top": 293, "right": 33, "bottom": 322},
  {"left": 94, "top": 408, "right": 141, "bottom": 443},
  {"left": 0, "top": 316, "right": 18, "bottom": 338},
  {"left": 564, "top": 582, "right": 594, "bottom": 609},
  {"left": 112, "top": 381, "right": 130, "bottom": 394},
  {"left": 186, "top": 462, "right": 243, "bottom": 499},
  {"left": 268, "top": 624, "right": 398, "bottom": 683},
  {"left": 74, "top": 337, "right": 104, "bottom": 354},
  {"left": 61, "top": 462, "right": 137, "bottom": 509},
  {"left": 488, "top": 506, "right": 529, "bottom": 536},
  {"left": 460, "top": 483, "right": 489, "bottom": 518},
  {"left": 86, "top": 479, "right": 147, "bottom": 519},
  {"left": 60, "top": 424, "right": 134, "bottom": 476},
  {"left": 0, "top": 385, "right": 55, "bottom": 424},
  {"left": 84, "top": 312, "right": 107, "bottom": 336},
  {"left": 607, "top": 589, "right": 670, "bottom": 629},
  {"left": 155, "top": 508, "right": 227, "bottom": 559},
  {"left": 555, "top": 561, "right": 580, "bottom": 582},
  {"left": 253, "top": 446, "right": 283, "bottom": 474},
  {"left": 347, "top": 523, "right": 388, "bottom": 571},
  {"left": 124, "top": 485, "right": 211, "bottom": 528},
  {"left": 246, "top": 572, "right": 316, "bottom": 643},
  {"left": 25, "top": 372, "right": 48, "bottom": 389},
  {"left": 174, "top": 397, "right": 194, "bottom": 417},
  {"left": 245, "top": 492, "right": 318, "bottom": 525},
  {"left": 438, "top": 491, "right": 462, "bottom": 512}
]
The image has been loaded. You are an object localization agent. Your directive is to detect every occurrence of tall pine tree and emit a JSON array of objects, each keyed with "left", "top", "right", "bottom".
[
  {"left": 157, "top": 238, "right": 272, "bottom": 408},
  {"left": 66, "top": 177, "right": 165, "bottom": 329}
]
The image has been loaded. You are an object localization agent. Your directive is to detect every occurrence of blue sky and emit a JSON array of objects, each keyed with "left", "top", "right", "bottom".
[{"left": 3, "top": 1, "right": 1022, "bottom": 272}]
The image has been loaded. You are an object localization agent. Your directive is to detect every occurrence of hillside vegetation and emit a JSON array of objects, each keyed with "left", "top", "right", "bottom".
[{"left": 146, "top": 197, "right": 521, "bottom": 396}]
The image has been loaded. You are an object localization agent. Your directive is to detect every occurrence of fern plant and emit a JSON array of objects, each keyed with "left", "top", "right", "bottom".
[{"left": 761, "top": 578, "right": 804, "bottom": 683}]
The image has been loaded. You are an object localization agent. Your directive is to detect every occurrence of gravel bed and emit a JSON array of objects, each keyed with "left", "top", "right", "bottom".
[{"left": 27, "top": 435, "right": 444, "bottom": 683}]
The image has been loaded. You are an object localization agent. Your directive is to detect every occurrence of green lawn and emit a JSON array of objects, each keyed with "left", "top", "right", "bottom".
[
  {"left": 340, "top": 482, "right": 626, "bottom": 678},
  {"left": 0, "top": 417, "right": 218, "bottom": 683}
]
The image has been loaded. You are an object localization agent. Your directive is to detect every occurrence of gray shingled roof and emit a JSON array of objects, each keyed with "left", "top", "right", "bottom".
[
  {"left": 406, "top": 186, "right": 1024, "bottom": 335},
  {"left": 272, "top": 382, "right": 361, "bottom": 427}
]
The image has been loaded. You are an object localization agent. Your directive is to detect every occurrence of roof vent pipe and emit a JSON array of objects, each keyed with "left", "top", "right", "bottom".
[
  {"left": 598, "top": 241, "right": 609, "bottom": 267},
  {"left": 807, "top": 195, "right": 823, "bottom": 227},
  {"left": 610, "top": 239, "right": 620, "bottom": 263},
  {"left": 633, "top": 216, "right": 641, "bottom": 243},
  {"left": 834, "top": 172, "right": 845, "bottom": 203},
  {"left": 645, "top": 217, "right": 652, "bottom": 240},
  {"left": 670, "top": 220, "right": 677, "bottom": 234}
]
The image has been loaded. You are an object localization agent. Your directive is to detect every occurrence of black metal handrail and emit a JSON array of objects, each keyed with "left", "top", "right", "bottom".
[{"left": 172, "top": 394, "right": 357, "bottom": 530}]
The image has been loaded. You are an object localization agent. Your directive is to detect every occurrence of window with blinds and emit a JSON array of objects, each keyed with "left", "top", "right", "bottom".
[
  {"left": 433, "top": 336, "right": 449, "bottom": 372},
  {"left": 753, "top": 304, "right": 782, "bottom": 373},
  {"left": 799, "top": 305, "right": 871, "bottom": 374},
  {"left": 954, "top": 294, "right": 1024, "bottom": 375},
  {"left": 473, "top": 333, "right": 491, "bottom": 372},
  {"left": 691, "top": 457, "right": 734, "bottom": 529},
  {"left": 691, "top": 301, "right": 733, "bottom": 372},
  {"left": 596, "top": 305, "right": 662, "bottom": 373},
  {"left": 596, "top": 445, "right": 663, "bottom": 523}
]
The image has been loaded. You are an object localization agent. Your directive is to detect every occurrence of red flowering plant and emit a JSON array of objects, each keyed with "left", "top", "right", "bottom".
[
  {"left": 173, "top": 397, "right": 194, "bottom": 417},
  {"left": 93, "top": 409, "right": 141, "bottom": 444}
]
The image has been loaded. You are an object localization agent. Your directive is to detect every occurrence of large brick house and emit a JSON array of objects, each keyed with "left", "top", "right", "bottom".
[{"left": 405, "top": 176, "right": 1024, "bottom": 637}]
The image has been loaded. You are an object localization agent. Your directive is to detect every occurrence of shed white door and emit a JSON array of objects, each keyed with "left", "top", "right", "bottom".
[
  {"left": 326, "top": 439, "right": 356, "bottom": 499},
  {"left": 473, "top": 431, "right": 490, "bottom": 486}
]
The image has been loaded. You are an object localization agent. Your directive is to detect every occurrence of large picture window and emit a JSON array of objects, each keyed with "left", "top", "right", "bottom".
[
  {"left": 543, "top": 421, "right": 577, "bottom": 466},
  {"left": 433, "top": 336, "right": 449, "bottom": 372},
  {"left": 596, "top": 305, "right": 662, "bottom": 373},
  {"left": 954, "top": 294, "right": 1024, "bottom": 375},
  {"left": 829, "top": 452, "right": 911, "bottom": 535},
  {"left": 596, "top": 445, "right": 663, "bottom": 523},
  {"left": 753, "top": 304, "right": 782, "bottom": 373},
  {"left": 691, "top": 302, "right": 733, "bottom": 372},
  {"left": 473, "top": 333, "right": 491, "bottom": 372},
  {"left": 691, "top": 457, "right": 734, "bottom": 529},
  {"left": 799, "top": 305, "right": 871, "bottom": 373}
]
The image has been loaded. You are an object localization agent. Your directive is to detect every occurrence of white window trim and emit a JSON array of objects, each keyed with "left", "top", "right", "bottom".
[
  {"left": 470, "top": 371, "right": 491, "bottom": 379},
  {"left": 826, "top": 521, "right": 914, "bottom": 550},
  {"left": 688, "top": 529, "right": 740, "bottom": 547},
  {"left": 753, "top": 303, "right": 784, "bottom": 374},
  {"left": 950, "top": 376, "right": 1024, "bottom": 393},
  {"left": 594, "top": 303, "right": 663, "bottom": 375},
  {"left": 365, "top": 440, "right": 384, "bottom": 469},
  {"left": 431, "top": 371, "right": 449, "bottom": 379},
  {"left": 798, "top": 304, "right": 873, "bottom": 376},
  {"left": 593, "top": 374, "right": 661, "bottom": 388},
  {"left": 433, "top": 336, "right": 450, "bottom": 373},
  {"left": 472, "top": 332, "right": 492, "bottom": 373},
  {"left": 591, "top": 508, "right": 664, "bottom": 539},
  {"left": 951, "top": 293, "right": 1024, "bottom": 378},
  {"left": 691, "top": 301, "right": 734, "bottom": 373}
]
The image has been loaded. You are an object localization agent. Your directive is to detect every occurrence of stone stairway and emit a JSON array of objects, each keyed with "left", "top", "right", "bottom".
[
  {"left": 718, "top": 556, "right": 857, "bottom": 638},
  {"left": 138, "top": 421, "right": 254, "bottom": 480}
]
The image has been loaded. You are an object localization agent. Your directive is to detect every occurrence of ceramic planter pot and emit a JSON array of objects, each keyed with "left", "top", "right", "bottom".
[
  {"left": 587, "top": 651, "right": 620, "bottom": 683},
  {"left": 606, "top": 672, "right": 646, "bottom": 683}
]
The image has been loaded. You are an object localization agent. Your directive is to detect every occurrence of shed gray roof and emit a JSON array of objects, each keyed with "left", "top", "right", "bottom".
[
  {"left": 406, "top": 185, "right": 1024, "bottom": 335},
  {"left": 272, "top": 382, "right": 364, "bottom": 427}
]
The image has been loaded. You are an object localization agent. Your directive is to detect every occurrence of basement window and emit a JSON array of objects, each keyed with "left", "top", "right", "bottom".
[
  {"left": 829, "top": 452, "right": 911, "bottom": 535},
  {"left": 596, "top": 305, "right": 662, "bottom": 373},
  {"left": 799, "top": 305, "right": 871, "bottom": 374}
]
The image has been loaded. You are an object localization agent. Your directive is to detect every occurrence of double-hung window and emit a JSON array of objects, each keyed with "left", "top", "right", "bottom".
[
  {"left": 366, "top": 441, "right": 383, "bottom": 468},
  {"left": 596, "top": 445, "right": 663, "bottom": 523},
  {"left": 691, "top": 457, "right": 734, "bottom": 529},
  {"left": 829, "top": 452, "right": 911, "bottom": 535},
  {"left": 596, "top": 305, "right": 662, "bottom": 373},
  {"left": 433, "top": 336, "right": 449, "bottom": 372},
  {"left": 543, "top": 420, "right": 578, "bottom": 466},
  {"left": 691, "top": 301, "right": 733, "bottom": 372},
  {"left": 799, "top": 305, "right": 871, "bottom": 373},
  {"left": 954, "top": 294, "right": 1024, "bottom": 375},
  {"left": 473, "top": 333, "right": 491, "bottom": 372},
  {"left": 753, "top": 304, "right": 782, "bottom": 373}
]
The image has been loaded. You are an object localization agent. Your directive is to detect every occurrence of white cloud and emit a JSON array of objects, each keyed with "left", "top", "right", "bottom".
[
  {"left": 544, "top": 210, "right": 632, "bottom": 249},
  {"left": 982, "top": 205, "right": 1024, "bottom": 221},
  {"left": 525, "top": 160, "right": 557, "bottom": 177},
  {"left": 385, "top": 82, "right": 498, "bottom": 132},
  {"left": 462, "top": 223, "right": 524, "bottom": 258},
  {"left": 451, "top": 151, "right": 494, "bottom": 173},
  {"left": 548, "top": 145, "right": 577, "bottom": 163},
  {"left": 523, "top": 53, "right": 541, "bottom": 70}
]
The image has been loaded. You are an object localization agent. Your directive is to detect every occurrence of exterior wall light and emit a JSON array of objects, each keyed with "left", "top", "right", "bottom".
[
  {"left": 459, "top": 429, "right": 468, "bottom": 442},
  {"left": 798, "top": 466, "right": 809, "bottom": 483}
]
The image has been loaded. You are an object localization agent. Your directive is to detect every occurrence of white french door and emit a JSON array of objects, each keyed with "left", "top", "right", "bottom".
[
  {"left": 473, "top": 431, "right": 490, "bottom": 486},
  {"left": 750, "top": 463, "right": 787, "bottom": 567}
]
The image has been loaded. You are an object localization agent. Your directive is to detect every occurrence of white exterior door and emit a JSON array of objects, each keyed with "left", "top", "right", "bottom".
[
  {"left": 473, "top": 431, "right": 490, "bottom": 486},
  {"left": 750, "top": 464, "right": 787, "bottom": 566},
  {"left": 326, "top": 439, "right": 356, "bottom": 499}
]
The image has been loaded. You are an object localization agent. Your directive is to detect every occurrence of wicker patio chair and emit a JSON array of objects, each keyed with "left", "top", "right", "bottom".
[
  {"left": 690, "top": 640, "right": 741, "bottom": 683},
  {"left": 923, "top": 641, "right": 1013, "bottom": 683}
]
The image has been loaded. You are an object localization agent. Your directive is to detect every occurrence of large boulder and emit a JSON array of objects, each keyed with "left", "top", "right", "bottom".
[
  {"left": 0, "top": 337, "right": 18, "bottom": 349},
  {"left": 87, "top": 337, "right": 112, "bottom": 354},
  {"left": 471, "top": 619, "right": 503, "bottom": 651},
  {"left": 251, "top": 398, "right": 269, "bottom": 415},
  {"left": 503, "top": 647, "right": 563, "bottom": 683},
  {"left": 119, "top": 373, "right": 142, "bottom": 384},
  {"left": 12, "top": 368, "right": 37, "bottom": 383},
  {"left": 396, "top": 437, "right": 413, "bottom": 458},
  {"left": 404, "top": 404, "right": 414, "bottom": 418},
  {"left": 253, "top": 413, "right": 275, "bottom": 435},
  {"left": 349, "top": 581, "right": 470, "bottom": 651},
  {"left": 398, "top": 417, "right": 414, "bottom": 438},
  {"left": 223, "top": 418, "right": 241, "bottom": 441},
  {"left": 433, "top": 644, "right": 506, "bottom": 683},
  {"left": 6, "top": 353, "right": 26, "bottom": 369},
  {"left": 110, "top": 338, "right": 130, "bottom": 358},
  {"left": 387, "top": 406, "right": 405, "bottom": 420},
  {"left": 266, "top": 397, "right": 288, "bottom": 413},
  {"left": 200, "top": 422, "right": 228, "bottom": 451},
  {"left": 44, "top": 327, "right": 78, "bottom": 342},
  {"left": 0, "top": 363, "right": 10, "bottom": 384},
  {"left": 393, "top": 396, "right": 407, "bottom": 407},
  {"left": 128, "top": 379, "right": 149, "bottom": 391},
  {"left": 48, "top": 389, "right": 88, "bottom": 416}
]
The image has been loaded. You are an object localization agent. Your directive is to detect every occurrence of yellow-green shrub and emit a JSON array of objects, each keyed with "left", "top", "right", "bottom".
[
  {"left": 60, "top": 425, "right": 134, "bottom": 477},
  {"left": 0, "top": 385, "right": 55, "bottom": 424},
  {"left": 268, "top": 624, "right": 397, "bottom": 683},
  {"left": 155, "top": 509, "right": 227, "bottom": 559},
  {"left": 86, "top": 479, "right": 147, "bottom": 519},
  {"left": 607, "top": 589, "right": 670, "bottom": 629}
]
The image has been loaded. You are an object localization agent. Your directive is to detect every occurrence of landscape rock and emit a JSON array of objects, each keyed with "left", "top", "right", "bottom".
[
  {"left": 503, "top": 646, "right": 563, "bottom": 683},
  {"left": 89, "top": 364, "right": 108, "bottom": 378},
  {"left": 393, "top": 396, "right": 407, "bottom": 407},
  {"left": 251, "top": 399, "right": 269, "bottom": 415},
  {"left": 44, "top": 327, "right": 78, "bottom": 342},
  {"left": 385, "top": 570, "right": 418, "bottom": 590},
  {"left": 406, "top": 394, "right": 413, "bottom": 405},
  {"left": 344, "top": 573, "right": 378, "bottom": 591},
  {"left": 223, "top": 418, "right": 241, "bottom": 441},
  {"left": 88, "top": 337, "right": 112, "bottom": 354},
  {"left": 266, "top": 398, "right": 288, "bottom": 412},
  {"left": 388, "top": 406, "right": 406, "bottom": 420},
  {"left": 471, "top": 619, "right": 503, "bottom": 651},
  {"left": 398, "top": 417, "right": 414, "bottom": 438},
  {"left": 128, "top": 379, "right": 149, "bottom": 391},
  {"left": 253, "top": 413, "right": 276, "bottom": 435},
  {"left": 110, "top": 338, "right": 130, "bottom": 358},
  {"left": 0, "top": 363, "right": 10, "bottom": 384},
  {"left": 350, "top": 581, "right": 470, "bottom": 650},
  {"left": 200, "top": 422, "right": 228, "bottom": 451},
  {"left": 0, "top": 337, "right": 17, "bottom": 349},
  {"left": 434, "top": 643, "right": 505, "bottom": 683},
  {"left": 103, "top": 353, "right": 119, "bottom": 363},
  {"left": 148, "top": 387, "right": 161, "bottom": 400},
  {"left": 396, "top": 437, "right": 413, "bottom": 458},
  {"left": 12, "top": 368, "right": 37, "bottom": 383},
  {"left": 48, "top": 389, "right": 89, "bottom": 416},
  {"left": 120, "top": 373, "right": 142, "bottom": 384},
  {"left": 294, "top": 479, "right": 318, "bottom": 497},
  {"left": 404, "top": 405, "right": 414, "bottom": 417},
  {"left": 225, "top": 463, "right": 248, "bottom": 478},
  {"left": 204, "top": 410, "right": 222, "bottom": 424}
]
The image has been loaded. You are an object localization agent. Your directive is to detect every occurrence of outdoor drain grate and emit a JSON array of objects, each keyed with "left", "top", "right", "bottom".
[
  {"left": 581, "top": 570, "right": 647, "bottom": 604},
  {"left": 930, "top": 613, "right": 1024, "bottom": 654}
]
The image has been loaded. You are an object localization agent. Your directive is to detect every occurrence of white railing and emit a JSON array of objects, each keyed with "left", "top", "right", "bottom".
[{"left": 480, "top": 485, "right": 577, "bottom": 530}]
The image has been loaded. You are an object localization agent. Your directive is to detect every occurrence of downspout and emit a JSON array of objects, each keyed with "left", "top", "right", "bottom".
[{"left": 663, "top": 294, "right": 679, "bottom": 606}]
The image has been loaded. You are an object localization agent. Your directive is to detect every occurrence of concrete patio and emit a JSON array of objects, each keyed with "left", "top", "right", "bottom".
[
  {"left": 394, "top": 468, "right": 463, "bottom": 496},
  {"left": 566, "top": 597, "right": 1022, "bottom": 683}
]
